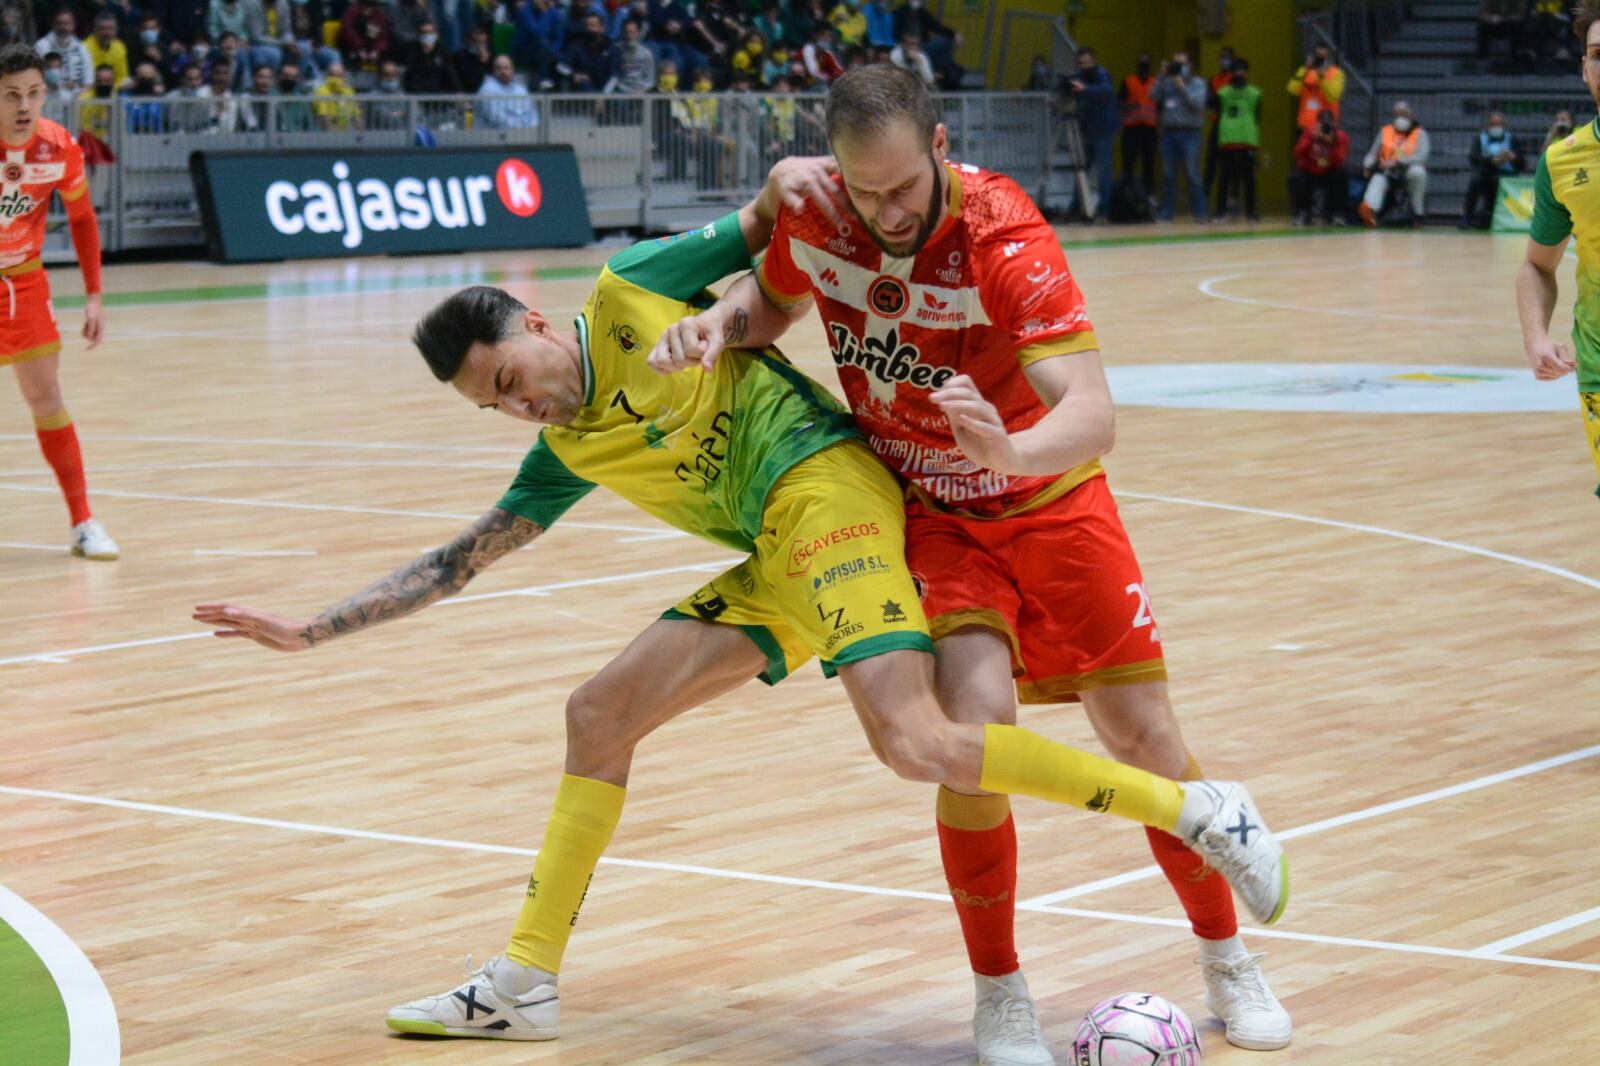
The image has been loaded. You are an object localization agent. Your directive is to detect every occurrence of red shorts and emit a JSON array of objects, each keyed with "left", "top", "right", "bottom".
[
  {"left": 905, "top": 474, "right": 1166, "bottom": 704},
  {"left": 0, "top": 266, "right": 60, "bottom": 366}
]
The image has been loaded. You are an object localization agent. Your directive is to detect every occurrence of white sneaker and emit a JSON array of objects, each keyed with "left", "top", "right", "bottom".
[
  {"left": 972, "top": 970, "right": 1054, "bottom": 1066},
  {"left": 386, "top": 955, "right": 558, "bottom": 1041},
  {"left": 1199, "top": 949, "right": 1292, "bottom": 1050},
  {"left": 1182, "top": 781, "right": 1289, "bottom": 925},
  {"left": 69, "top": 518, "right": 119, "bottom": 560}
]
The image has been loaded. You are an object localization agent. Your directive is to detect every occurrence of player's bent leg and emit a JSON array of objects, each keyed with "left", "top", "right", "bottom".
[
  {"left": 933, "top": 627, "right": 1053, "bottom": 1066},
  {"left": 387, "top": 619, "right": 767, "bottom": 1041},
  {"left": 11, "top": 353, "right": 115, "bottom": 557},
  {"left": 1082, "top": 682, "right": 1291, "bottom": 1049},
  {"left": 839, "top": 652, "right": 1287, "bottom": 923}
]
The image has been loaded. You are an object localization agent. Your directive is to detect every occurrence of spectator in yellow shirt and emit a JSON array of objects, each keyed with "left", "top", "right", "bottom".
[
  {"left": 77, "top": 64, "right": 117, "bottom": 141},
  {"left": 313, "top": 62, "right": 363, "bottom": 130},
  {"left": 85, "top": 12, "right": 130, "bottom": 86},
  {"left": 830, "top": 0, "right": 866, "bottom": 47}
]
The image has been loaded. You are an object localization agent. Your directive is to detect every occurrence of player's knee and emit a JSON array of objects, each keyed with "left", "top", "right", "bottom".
[
  {"left": 1103, "top": 717, "right": 1184, "bottom": 777},
  {"left": 874, "top": 724, "right": 948, "bottom": 783},
  {"left": 17, "top": 378, "right": 62, "bottom": 414},
  {"left": 564, "top": 683, "right": 623, "bottom": 764}
]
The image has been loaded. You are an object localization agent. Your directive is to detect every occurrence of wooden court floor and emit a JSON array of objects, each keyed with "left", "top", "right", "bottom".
[{"left": 2, "top": 225, "right": 1597, "bottom": 1064}]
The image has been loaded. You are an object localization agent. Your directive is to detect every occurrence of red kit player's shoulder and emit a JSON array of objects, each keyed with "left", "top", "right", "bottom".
[
  {"left": 781, "top": 193, "right": 847, "bottom": 247},
  {"left": 954, "top": 164, "right": 1052, "bottom": 243},
  {"left": 32, "top": 118, "right": 76, "bottom": 153}
]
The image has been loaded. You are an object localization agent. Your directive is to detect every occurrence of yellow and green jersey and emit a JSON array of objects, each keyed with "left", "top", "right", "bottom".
[
  {"left": 496, "top": 212, "right": 861, "bottom": 549},
  {"left": 1531, "top": 117, "right": 1600, "bottom": 393}
]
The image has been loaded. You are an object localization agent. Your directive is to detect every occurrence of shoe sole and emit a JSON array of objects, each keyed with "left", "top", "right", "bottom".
[
  {"left": 1224, "top": 1029, "right": 1293, "bottom": 1051},
  {"left": 1265, "top": 851, "right": 1290, "bottom": 926},
  {"left": 385, "top": 1017, "right": 557, "bottom": 1041},
  {"left": 70, "top": 547, "right": 119, "bottom": 560}
]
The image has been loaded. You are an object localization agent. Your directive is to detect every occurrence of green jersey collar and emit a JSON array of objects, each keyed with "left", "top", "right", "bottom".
[{"left": 575, "top": 314, "right": 596, "bottom": 408}]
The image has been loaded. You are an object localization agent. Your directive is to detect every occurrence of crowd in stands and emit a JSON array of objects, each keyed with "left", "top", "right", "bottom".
[
  {"left": 1051, "top": 37, "right": 1565, "bottom": 229},
  {"left": 18, "top": 0, "right": 969, "bottom": 138},
  {"left": 1477, "top": 0, "right": 1573, "bottom": 73}
]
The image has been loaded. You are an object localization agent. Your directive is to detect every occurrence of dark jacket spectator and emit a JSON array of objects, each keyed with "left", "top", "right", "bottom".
[
  {"left": 339, "top": 0, "right": 391, "bottom": 69},
  {"left": 1461, "top": 109, "right": 1524, "bottom": 228},
  {"left": 559, "top": 12, "right": 615, "bottom": 89},
  {"left": 453, "top": 24, "right": 493, "bottom": 92},
  {"left": 402, "top": 22, "right": 460, "bottom": 92}
]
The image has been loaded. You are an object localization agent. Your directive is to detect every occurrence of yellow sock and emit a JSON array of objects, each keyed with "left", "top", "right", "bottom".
[
  {"left": 977, "top": 723, "right": 1185, "bottom": 833},
  {"left": 506, "top": 773, "right": 626, "bottom": 973}
]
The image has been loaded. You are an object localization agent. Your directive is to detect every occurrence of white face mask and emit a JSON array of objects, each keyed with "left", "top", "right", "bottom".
[
  {"left": 1487, "top": 124, "right": 1505, "bottom": 137},
  {"left": 1393, "top": 116, "right": 1412, "bottom": 133},
  {"left": 420, "top": 32, "right": 438, "bottom": 46}
]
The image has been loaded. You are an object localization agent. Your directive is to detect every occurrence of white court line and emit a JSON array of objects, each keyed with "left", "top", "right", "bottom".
[
  {"left": 0, "top": 432, "right": 524, "bottom": 454},
  {"left": 2, "top": 782, "right": 1593, "bottom": 974},
  {"left": 0, "top": 882, "right": 121, "bottom": 1065},
  {"left": 0, "top": 559, "right": 739, "bottom": 667},
  {"left": 0, "top": 540, "right": 62, "bottom": 552},
  {"left": 1117, "top": 491, "right": 1600, "bottom": 592},
  {"left": 1022, "top": 743, "right": 1600, "bottom": 908},
  {"left": 1017, "top": 900, "right": 1600, "bottom": 974},
  {"left": 1473, "top": 904, "right": 1600, "bottom": 957},
  {"left": 0, "top": 482, "right": 671, "bottom": 537},
  {"left": 1198, "top": 272, "right": 1512, "bottom": 327}
]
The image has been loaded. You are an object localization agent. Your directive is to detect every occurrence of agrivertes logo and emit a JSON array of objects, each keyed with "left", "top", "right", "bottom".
[{"left": 264, "top": 158, "right": 544, "bottom": 250}]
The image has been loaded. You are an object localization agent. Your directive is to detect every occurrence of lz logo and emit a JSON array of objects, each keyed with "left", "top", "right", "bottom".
[
  {"left": 1126, "top": 582, "right": 1159, "bottom": 642},
  {"left": 817, "top": 603, "right": 847, "bottom": 630}
]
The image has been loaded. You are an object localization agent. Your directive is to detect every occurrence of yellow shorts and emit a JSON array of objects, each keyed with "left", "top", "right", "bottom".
[
  {"left": 1583, "top": 393, "right": 1600, "bottom": 498},
  {"left": 665, "top": 440, "right": 932, "bottom": 683}
]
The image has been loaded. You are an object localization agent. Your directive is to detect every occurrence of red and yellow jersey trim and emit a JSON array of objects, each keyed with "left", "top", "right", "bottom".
[{"left": 1017, "top": 330, "right": 1099, "bottom": 368}]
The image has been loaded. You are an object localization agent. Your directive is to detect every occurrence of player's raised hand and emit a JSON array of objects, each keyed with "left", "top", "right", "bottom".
[
  {"left": 1525, "top": 336, "right": 1577, "bottom": 380},
  {"left": 192, "top": 602, "right": 312, "bottom": 652},
  {"left": 930, "top": 374, "right": 1019, "bottom": 472},
  {"left": 648, "top": 310, "right": 726, "bottom": 374},
  {"left": 763, "top": 155, "right": 846, "bottom": 230},
  {"left": 82, "top": 293, "right": 104, "bottom": 350}
]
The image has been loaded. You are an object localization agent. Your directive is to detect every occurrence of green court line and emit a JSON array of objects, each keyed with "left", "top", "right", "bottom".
[
  {"left": 52, "top": 226, "right": 1356, "bottom": 311},
  {"left": 0, "top": 918, "right": 70, "bottom": 1066}
]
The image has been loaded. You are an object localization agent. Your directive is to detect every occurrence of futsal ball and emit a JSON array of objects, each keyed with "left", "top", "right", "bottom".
[{"left": 1071, "top": 993, "right": 1202, "bottom": 1066}]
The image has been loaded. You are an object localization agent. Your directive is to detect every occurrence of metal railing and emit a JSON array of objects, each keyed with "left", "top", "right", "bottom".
[{"left": 40, "top": 90, "right": 1053, "bottom": 256}]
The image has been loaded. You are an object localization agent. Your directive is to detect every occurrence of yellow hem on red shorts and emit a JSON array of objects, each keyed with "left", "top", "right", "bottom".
[
  {"left": 1017, "top": 659, "right": 1170, "bottom": 705},
  {"left": 0, "top": 339, "right": 61, "bottom": 366},
  {"left": 0, "top": 257, "right": 42, "bottom": 278},
  {"left": 927, "top": 607, "right": 1025, "bottom": 676}
]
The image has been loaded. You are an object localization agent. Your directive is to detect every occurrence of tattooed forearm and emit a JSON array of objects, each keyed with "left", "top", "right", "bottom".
[
  {"left": 723, "top": 307, "right": 749, "bottom": 347},
  {"left": 300, "top": 508, "right": 541, "bottom": 647}
]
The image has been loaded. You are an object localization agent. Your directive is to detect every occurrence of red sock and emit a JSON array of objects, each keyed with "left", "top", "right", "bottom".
[
  {"left": 34, "top": 410, "right": 91, "bottom": 526},
  {"left": 1146, "top": 753, "right": 1237, "bottom": 940},
  {"left": 936, "top": 787, "right": 1018, "bottom": 977}
]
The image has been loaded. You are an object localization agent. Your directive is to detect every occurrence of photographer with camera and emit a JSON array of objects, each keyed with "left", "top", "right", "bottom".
[
  {"left": 1545, "top": 109, "right": 1575, "bottom": 151},
  {"left": 1151, "top": 50, "right": 1207, "bottom": 222},
  {"left": 1288, "top": 43, "right": 1344, "bottom": 149},
  {"left": 1289, "top": 108, "right": 1349, "bottom": 226},
  {"left": 1065, "top": 45, "right": 1117, "bottom": 223},
  {"left": 1360, "top": 100, "right": 1430, "bottom": 227}
]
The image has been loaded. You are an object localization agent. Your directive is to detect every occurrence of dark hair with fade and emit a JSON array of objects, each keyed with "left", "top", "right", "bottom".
[
  {"left": 412, "top": 285, "right": 528, "bottom": 382},
  {"left": 824, "top": 63, "right": 939, "bottom": 148},
  {"left": 0, "top": 43, "right": 45, "bottom": 78},
  {"left": 1577, "top": 0, "right": 1600, "bottom": 45}
]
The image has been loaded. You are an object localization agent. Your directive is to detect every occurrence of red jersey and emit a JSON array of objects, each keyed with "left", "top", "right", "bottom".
[
  {"left": 758, "top": 162, "right": 1101, "bottom": 518},
  {"left": 0, "top": 118, "right": 92, "bottom": 269}
]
